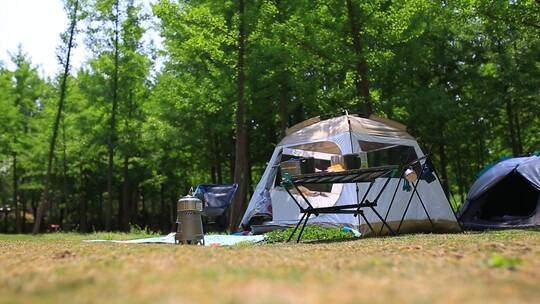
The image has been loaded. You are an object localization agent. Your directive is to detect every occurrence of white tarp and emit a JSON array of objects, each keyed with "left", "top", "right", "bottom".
[{"left": 84, "top": 233, "right": 266, "bottom": 246}]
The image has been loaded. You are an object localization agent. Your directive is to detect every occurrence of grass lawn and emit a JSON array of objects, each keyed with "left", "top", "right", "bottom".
[{"left": 1, "top": 229, "right": 539, "bottom": 303}]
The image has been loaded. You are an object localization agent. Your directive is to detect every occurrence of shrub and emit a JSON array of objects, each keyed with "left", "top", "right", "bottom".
[{"left": 265, "top": 226, "right": 357, "bottom": 243}]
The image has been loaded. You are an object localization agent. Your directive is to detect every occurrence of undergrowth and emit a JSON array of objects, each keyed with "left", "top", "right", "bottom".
[{"left": 265, "top": 226, "right": 358, "bottom": 243}]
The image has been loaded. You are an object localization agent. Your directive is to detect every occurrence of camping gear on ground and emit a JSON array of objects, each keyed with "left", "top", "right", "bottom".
[
  {"left": 194, "top": 184, "right": 238, "bottom": 231},
  {"left": 281, "top": 166, "right": 398, "bottom": 242},
  {"left": 458, "top": 156, "right": 540, "bottom": 229},
  {"left": 240, "top": 114, "right": 461, "bottom": 235},
  {"left": 280, "top": 159, "right": 302, "bottom": 176},
  {"left": 175, "top": 191, "right": 205, "bottom": 245},
  {"left": 343, "top": 153, "right": 361, "bottom": 170}
]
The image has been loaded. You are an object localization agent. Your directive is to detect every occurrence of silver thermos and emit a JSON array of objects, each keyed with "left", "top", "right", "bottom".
[{"left": 175, "top": 189, "right": 205, "bottom": 245}]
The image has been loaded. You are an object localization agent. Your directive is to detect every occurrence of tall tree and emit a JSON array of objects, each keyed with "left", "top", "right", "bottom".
[
  {"left": 9, "top": 47, "right": 46, "bottom": 233},
  {"left": 118, "top": 0, "right": 149, "bottom": 231},
  {"left": 84, "top": 0, "right": 124, "bottom": 230},
  {"left": 33, "top": 0, "right": 80, "bottom": 234},
  {"left": 104, "top": 0, "right": 121, "bottom": 231},
  {"left": 346, "top": 0, "right": 371, "bottom": 116},
  {"left": 228, "top": 0, "right": 250, "bottom": 232}
]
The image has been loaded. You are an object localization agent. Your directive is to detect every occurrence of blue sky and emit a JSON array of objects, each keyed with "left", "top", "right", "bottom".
[{"left": 0, "top": 0, "right": 159, "bottom": 78}]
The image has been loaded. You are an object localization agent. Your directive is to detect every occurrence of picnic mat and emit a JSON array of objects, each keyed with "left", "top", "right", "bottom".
[{"left": 83, "top": 233, "right": 266, "bottom": 246}]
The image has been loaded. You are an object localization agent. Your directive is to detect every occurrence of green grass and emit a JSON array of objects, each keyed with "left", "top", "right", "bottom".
[
  {"left": 265, "top": 226, "right": 357, "bottom": 243},
  {"left": 1, "top": 229, "right": 539, "bottom": 303}
]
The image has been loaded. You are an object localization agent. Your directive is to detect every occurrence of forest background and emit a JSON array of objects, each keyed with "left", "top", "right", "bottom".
[{"left": 0, "top": 0, "right": 539, "bottom": 233}]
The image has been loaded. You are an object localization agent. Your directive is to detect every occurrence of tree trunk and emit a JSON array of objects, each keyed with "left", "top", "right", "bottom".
[
  {"left": 228, "top": 0, "right": 249, "bottom": 232},
  {"left": 132, "top": 185, "right": 139, "bottom": 226},
  {"left": 211, "top": 166, "right": 217, "bottom": 184},
  {"left": 105, "top": 0, "right": 120, "bottom": 231},
  {"left": 13, "top": 152, "right": 21, "bottom": 233},
  {"left": 98, "top": 192, "right": 103, "bottom": 230},
  {"left": 456, "top": 147, "right": 465, "bottom": 205},
  {"left": 346, "top": 0, "right": 371, "bottom": 116},
  {"left": 439, "top": 143, "right": 450, "bottom": 197},
  {"left": 496, "top": 40, "right": 520, "bottom": 157},
  {"left": 21, "top": 194, "right": 26, "bottom": 233},
  {"left": 169, "top": 192, "right": 176, "bottom": 232},
  {"left": 514, "top": 105, "right": 523, "bottom": 155},
  {"left": 31, "top": 191, "right": 37, "bottom": 226},
  {"left": 121, "top": 155, "right": 130, "bottom": 231},
  {"left": 477, "top": 122, "right": 485, "bottom": 169},
  {"left": 61, "top": 118, "right": 69, "bottom": 229},
  {"left": 246, "top": 126, "right": 253, "bottom": 197},
  {"left": 215, "top": 135, "right": 223, "bottom": 184},
  {"left": 33, "top": 0, "right": 79, "bottom": 234},
  {"left": 140, "top": 185, "right": 146, "bottom": 225},
  {"left": 79, "top": 162, "right": 87, "bottom": 233},
  {"left": 276, "top": 2, "right": 289, "bottom": 137},
  {"left": 504, "top": 94, "right": 520, "bottom": 156},
  {"left": 210, "top": 130, "right": 217, "bottom": 184},
  {"left": 160, "top": 183, "right": 166, "bottom": 232},
  {"left": 279, "top": 85, "right": 288, "bottom": 137},
  {"left": 230, "top": 136, "right": 236, "bottom": 182}
]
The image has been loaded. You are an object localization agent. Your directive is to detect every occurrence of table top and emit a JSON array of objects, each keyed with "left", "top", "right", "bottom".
[{"left": 288, "top": 165, "right": 398, "bottom": 184}]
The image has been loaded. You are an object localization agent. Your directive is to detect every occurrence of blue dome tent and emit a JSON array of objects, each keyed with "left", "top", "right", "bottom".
[{"left": 458, "top": 156, "right": 540, "bottom": 229}]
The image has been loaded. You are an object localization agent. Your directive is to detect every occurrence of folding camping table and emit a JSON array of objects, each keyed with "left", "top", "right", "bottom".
[{"left": 281, "top": 165, "right": 399, "bottom": 243}]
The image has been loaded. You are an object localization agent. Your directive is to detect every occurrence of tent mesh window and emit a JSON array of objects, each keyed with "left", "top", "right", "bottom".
[
  {"left": 274, "top": 154, "right": 332, "bottom": 192},
  {"left": 358, "top": 141, "right": 417, "bottom": 167},
  {"left": 477, "top": 173, "right": 539, "bottom": 221},
  {"left": 274, "top": 141, "right": 342, "bottom": 193}
]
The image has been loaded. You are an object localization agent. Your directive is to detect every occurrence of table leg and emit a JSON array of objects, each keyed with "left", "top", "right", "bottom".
[
  {"left": 287, "top": 212, "right": 306, "bottom": 242},
  {"left": 411, "top": 181, "right": 435, "bottom": 230},
  {"left": 355, "top": 181, "right": 374, "bottom": 215},
  {"left": 397, "top": 183, "right": 417, "bottom": 233},
  {"left": 380, "top": 177, "right": 402, "bottom": 235},
  {"left": 359, "top": 211, "right": 376, "bottom": 236},
  {"left": 370, "top": 206, "right": 396, "bottom": 235},
  {"left": 296, "top": 213, "right": 311, "bottom": 243}
]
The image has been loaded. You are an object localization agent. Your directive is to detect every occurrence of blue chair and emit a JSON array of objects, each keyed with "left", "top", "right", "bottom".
[{"left": 194, "top": 184, "right": 238, "bottom": 230}]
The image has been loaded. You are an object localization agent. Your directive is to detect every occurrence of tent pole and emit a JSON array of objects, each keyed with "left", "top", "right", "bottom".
[
  {"left": 346, "top": 112, "right": 361, "bottom": 229},
  {"left": 346, "top": 110, "right": 354, "bottom": 152}
]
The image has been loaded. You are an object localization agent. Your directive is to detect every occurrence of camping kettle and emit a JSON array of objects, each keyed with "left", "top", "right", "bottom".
[{"left": 175, "top": 189, "right": 205, "bottom": 245}]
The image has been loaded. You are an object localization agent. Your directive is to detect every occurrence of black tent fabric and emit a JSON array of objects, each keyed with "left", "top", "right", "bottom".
[{"left": 458, "top": 156, "right": 540, "bottom": 229}]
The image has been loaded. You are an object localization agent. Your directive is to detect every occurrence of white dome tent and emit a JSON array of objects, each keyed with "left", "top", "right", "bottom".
[{"left": 241, "top": 114, "right": 461, "bottom": 235}]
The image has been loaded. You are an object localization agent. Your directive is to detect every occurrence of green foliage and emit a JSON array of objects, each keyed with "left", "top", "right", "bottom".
[
  {"left": 488, "top": 254, "right": 523, "bottom": 270},
  {"left": 265, "top": 226, "right": 358, "bottom": 243},
  {"left": 128, "top": 224, "right": 159, "bottom": 237}
]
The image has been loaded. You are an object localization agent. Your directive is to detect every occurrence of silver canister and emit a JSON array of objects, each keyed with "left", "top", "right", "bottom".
[{"left": 175, "top": 190, "right": 205, "bottom": 245}]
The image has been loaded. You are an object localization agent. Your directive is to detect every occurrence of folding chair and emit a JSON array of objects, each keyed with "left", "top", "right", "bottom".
[{"left": 194, "top": 184, "right": 238, "bottom": 231}]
